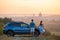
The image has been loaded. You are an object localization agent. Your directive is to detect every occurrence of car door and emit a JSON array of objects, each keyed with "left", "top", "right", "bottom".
[
  {"left": 11, "top": 23, "right": 22, "bottom": 34},
  {"left": 20, "top": 23, "right": 30, "bottom": 34}
]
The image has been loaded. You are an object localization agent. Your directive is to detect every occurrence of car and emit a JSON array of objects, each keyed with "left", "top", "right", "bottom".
[{"left": 3, "top": 22, "right": 40, "bottom": 37}]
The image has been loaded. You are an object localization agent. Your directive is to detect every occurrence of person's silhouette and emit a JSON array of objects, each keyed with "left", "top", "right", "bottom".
[
  {"left": 30, "top": 19, "right": 35, "bottom": 34},
  {"left": 39, "top": 21, "right": 45, "bottom": 35}
]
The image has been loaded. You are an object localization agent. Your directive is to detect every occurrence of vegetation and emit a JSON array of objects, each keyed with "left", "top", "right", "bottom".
[
  {"left": 0, "top": 23, "right": 4, "bottom": 35},
  {"left": 44, "top": 30, "right": 51, "bottom": 37},
  {"left": 0, "top": 17, "right": 13, "bottom": 35},
  {"left": 43, "top": 30, "right": 60, "bottom": 40},
  {"left": 0, "top": 17, "right": 13, "bottom": 24}
]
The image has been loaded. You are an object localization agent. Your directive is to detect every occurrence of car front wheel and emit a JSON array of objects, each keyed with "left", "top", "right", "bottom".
[{"left": 6, "top": 31, "right": 14, "bottom": 37}]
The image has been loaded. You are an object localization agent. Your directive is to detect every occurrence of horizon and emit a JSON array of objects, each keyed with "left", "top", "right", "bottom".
[{"left": 0, "top": 14, "right": 60, "bottom": 18}]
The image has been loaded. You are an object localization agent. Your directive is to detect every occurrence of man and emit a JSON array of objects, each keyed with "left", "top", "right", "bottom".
[{"left": 30, "top": 19, "right": 36, "bottom": 34}]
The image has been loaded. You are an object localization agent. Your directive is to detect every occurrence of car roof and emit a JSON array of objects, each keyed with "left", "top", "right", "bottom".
[{"left": 7, "top": 22, "right": 28, "bottom": 24}]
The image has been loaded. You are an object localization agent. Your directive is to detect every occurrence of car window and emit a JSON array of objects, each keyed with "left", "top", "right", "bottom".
[{"left": 21, "top": 23, "right": 29, "bottom": 28}]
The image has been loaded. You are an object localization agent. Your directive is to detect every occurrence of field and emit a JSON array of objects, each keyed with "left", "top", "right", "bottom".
[
  {"left": 44, "top": 20, "right": 60, "bottom": 35},
  {"left": 0, "top": 20, "right": 60, "bottom": 40},
  {"left": 0, "top": 15, "right": 60, "bottom": 40}
]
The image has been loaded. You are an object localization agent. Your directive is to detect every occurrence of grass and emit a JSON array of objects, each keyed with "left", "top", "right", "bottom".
[
  {"left": 0, "top": 30, "right": 60, "bottom": 40},
  {"left": 0, "top": 34, "right": 60, "bottom": 40},
  {"left": 0, "top": 29, "right": 60, "bottom": 40}
]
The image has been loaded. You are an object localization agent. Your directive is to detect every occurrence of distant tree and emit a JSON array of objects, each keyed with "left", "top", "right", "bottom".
[
  {"left": 0, "top": 18, "right": 3, "bottom": 22},
  {"left": 0, "top": 17, "right": 12, "bottom": 24},
  {"left": 3, "top": 17, "right": 12, "bottom": 24}
]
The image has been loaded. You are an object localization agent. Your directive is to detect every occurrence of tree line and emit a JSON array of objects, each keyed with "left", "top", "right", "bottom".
[{"left": 0, "top": 17, "right": 13, "bottom": 24}]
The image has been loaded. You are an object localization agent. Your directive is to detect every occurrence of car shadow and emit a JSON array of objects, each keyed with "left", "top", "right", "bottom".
[
  {"left": 14, "top": 35, "right": 32, "bottom": 37},
  {"left": 14, "top": 35, "right": 39, "bottom": 37}
]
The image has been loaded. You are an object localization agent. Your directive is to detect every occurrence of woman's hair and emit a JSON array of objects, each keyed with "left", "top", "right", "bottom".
[{"left": 40, "top": 20, "right": 43, "bottom": 25}]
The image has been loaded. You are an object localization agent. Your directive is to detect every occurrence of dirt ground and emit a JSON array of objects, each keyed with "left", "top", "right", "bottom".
[
  {"left": 0, "top": 35, "right": 60, "bottom": 40},
  {"left": 0, "top": 35, "right": 49, "bottom": 40}
]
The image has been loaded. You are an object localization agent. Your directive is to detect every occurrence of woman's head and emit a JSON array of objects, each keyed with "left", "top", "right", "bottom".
[{"left": 40, "top": 20, "right": 43, "bottom": 25}]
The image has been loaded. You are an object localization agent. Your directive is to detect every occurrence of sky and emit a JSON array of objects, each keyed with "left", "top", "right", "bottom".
[{"left": 0, "top": 0, "right": 60, "bottom": 17}]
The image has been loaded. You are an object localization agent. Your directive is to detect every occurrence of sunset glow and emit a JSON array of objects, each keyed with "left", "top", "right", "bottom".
[{"left": 0, "top": 0, "right": 60, "bottom": 16}]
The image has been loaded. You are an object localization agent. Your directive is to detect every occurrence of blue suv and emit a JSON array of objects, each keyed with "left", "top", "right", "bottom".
[{"left": 3, "top": 22, "right": 40, "bottom": 37}]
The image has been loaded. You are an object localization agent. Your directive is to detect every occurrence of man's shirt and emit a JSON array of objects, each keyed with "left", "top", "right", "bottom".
[{"left": 30, "top": 22, "right": 35, "bottom": 28}]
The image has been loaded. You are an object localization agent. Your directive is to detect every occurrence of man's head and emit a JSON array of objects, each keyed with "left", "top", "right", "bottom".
[{"left": 31, "top": 19, "right": 33, "bottom": 22}]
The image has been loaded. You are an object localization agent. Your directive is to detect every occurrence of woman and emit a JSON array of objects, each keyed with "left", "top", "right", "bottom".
[{"left": 39, "top": 21, "right": 45, "bottom": 35}]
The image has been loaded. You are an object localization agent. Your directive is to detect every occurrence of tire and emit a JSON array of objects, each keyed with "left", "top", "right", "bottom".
[
  {"left": 6, "top": 31, "right": 14, "bottom": 37},
  {"left": 34, "top": 31, "right": 39, "bottom": 37}
]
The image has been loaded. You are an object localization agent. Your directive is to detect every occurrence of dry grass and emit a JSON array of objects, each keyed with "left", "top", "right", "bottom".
[{"left": 0, "top": 34, "right": 60, "bottom": 40}]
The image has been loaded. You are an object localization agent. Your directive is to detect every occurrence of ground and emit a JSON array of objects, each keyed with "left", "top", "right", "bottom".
[{"left": 0, "top": 35, "right": 60, "bottom": 40}]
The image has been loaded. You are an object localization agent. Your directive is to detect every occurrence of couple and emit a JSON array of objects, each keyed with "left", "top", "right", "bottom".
[{"left": 30, "top": 19, "right": 45, "bottom": 35}]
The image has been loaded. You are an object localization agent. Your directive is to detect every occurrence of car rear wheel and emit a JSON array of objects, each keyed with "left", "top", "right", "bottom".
[
  {"left": 7, "top": 31, "right": 14, "bottom": 37},
  {"left": 34, "top": 31, "right": 39, "bottom": 37}
]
